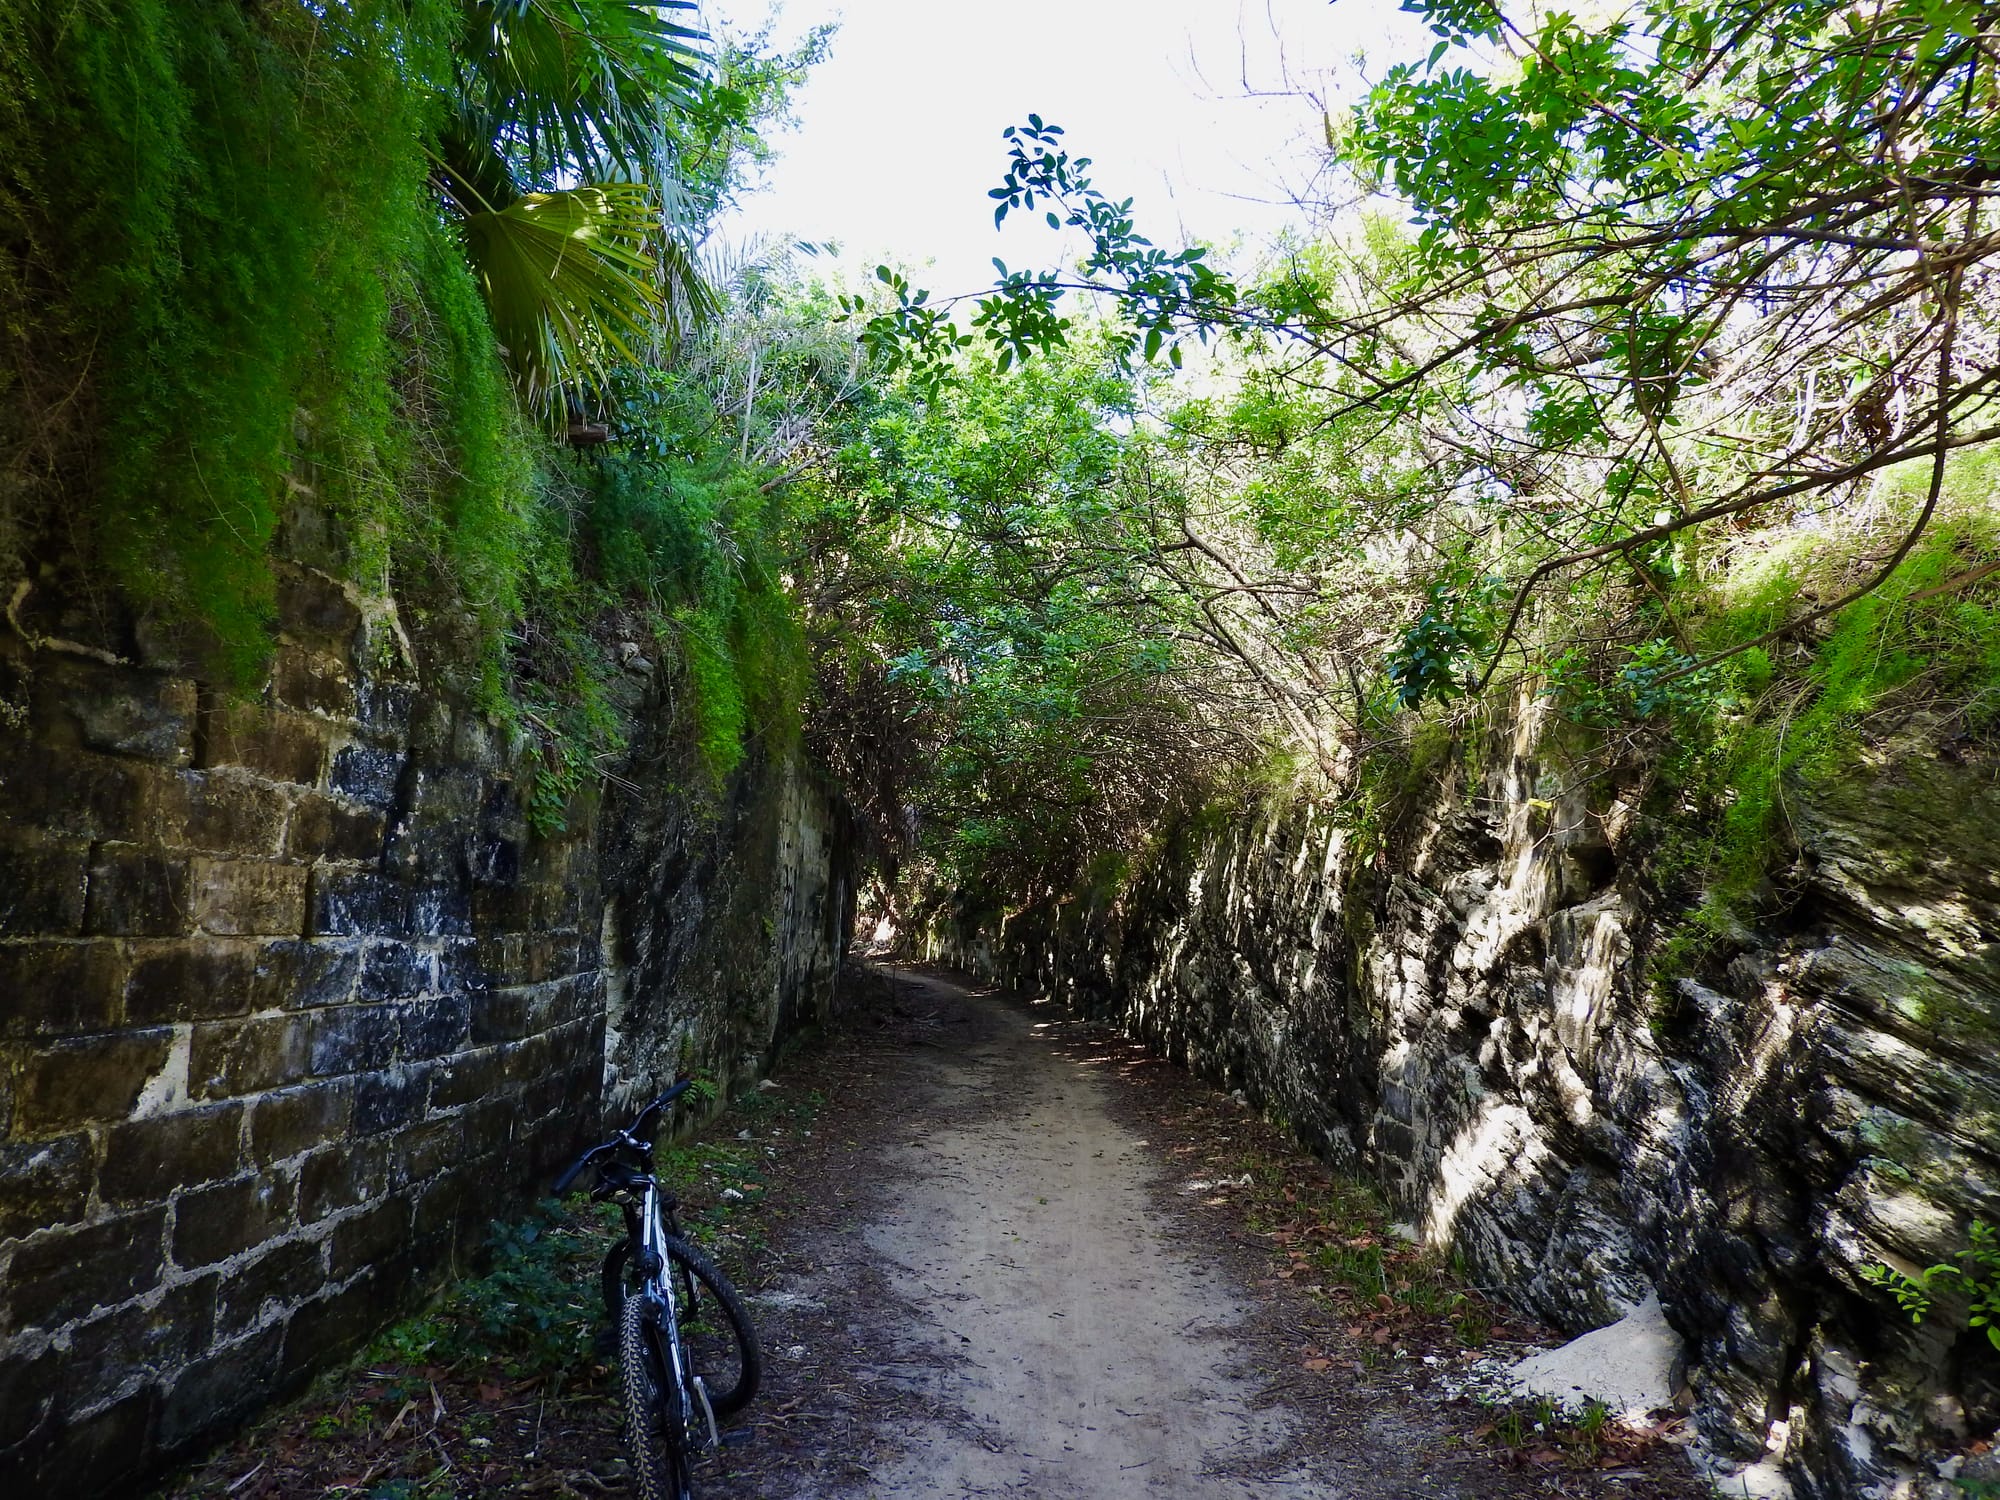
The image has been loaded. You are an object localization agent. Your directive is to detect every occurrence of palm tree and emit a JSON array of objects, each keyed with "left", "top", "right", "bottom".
[{"left": 436, "top": 0, "right": 721, "bottom": 415}]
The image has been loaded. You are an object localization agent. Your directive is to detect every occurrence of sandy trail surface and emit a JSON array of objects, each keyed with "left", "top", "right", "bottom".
[
  {"left": 849, "top": 969, "right": 1334, "bottom": 1497},
  {"left": 722, "top": 965, "right": 1703, "bottom": 1500}
]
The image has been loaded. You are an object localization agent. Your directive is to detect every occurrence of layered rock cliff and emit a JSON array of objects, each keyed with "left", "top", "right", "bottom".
[{"left": 922, "top": 697, "right": 2000, "bottom": 1500}]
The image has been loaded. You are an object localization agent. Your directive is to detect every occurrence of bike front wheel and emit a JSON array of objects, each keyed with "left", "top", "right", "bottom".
[
  {"left": 618, "top": 1290, "right": 695, "bottom": 1500},
  {"left": 603, "top": 1234, "right": 763, "bottom": 1418}
]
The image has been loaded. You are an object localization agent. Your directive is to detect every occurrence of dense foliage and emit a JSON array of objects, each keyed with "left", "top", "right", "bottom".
[
  {"left": 0, "top": 0, "right": 829, "bottom": 815},
  {"left": 7, "top": 0, "right": 2000, "bottom": 909},
  {"left": 834, "top": 0, "right": 2000, "bottom": 915}
]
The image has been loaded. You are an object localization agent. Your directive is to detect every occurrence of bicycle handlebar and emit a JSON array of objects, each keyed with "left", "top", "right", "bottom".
[{"left": 552, "top": 1078, "right": 696, "bottom": 1194}]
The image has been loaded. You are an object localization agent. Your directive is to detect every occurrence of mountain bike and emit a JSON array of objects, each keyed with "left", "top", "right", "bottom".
[{"left": 554, "top": 1079, "right": 763, "bottom": 1500}]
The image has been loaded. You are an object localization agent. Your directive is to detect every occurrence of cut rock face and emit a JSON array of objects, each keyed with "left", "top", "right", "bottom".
[{"left": 1509, "top": 1291, "right": 1680, "bottom": 1423}]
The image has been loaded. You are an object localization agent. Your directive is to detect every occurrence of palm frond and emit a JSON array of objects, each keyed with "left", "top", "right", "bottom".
[
  {"left": 464, "top": 183, "right": 669, "bottom": 409},
  {"left": 457, "top": 0, "right": 708, "bottom": 182}
]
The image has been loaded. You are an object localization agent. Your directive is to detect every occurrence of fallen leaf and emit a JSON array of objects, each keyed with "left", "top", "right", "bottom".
[{"left": 1302, "top": 1358, "right": 1332, "bottom": 1372}]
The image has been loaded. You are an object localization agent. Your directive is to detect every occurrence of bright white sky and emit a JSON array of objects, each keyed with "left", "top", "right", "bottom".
[{"left": 704, "top": 0, "right": 1433, "bottom": 296}]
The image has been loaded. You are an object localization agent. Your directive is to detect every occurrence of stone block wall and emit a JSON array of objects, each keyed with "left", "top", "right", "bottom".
[
  {"left": 0, "top": 548, "right": 855, "bottom": 1493},
  {"left": 921, "top": 702, "right": 2000, "bottom": 1500}
]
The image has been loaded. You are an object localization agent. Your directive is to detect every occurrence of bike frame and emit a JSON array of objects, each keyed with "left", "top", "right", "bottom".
[
  {"left": 556, "top": 1080, "right": 721, "bottom": 1456},
  {"left": 600, "top": 1123, "right": 719, "bottom": 1453}
]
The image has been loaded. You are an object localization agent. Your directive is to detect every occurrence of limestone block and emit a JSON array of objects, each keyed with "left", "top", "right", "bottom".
[
  {"left": 248, "top": 1080, "right": 352, "bottom": 1167},
  {"left": 36, "top": 660, "right": 196, "bottom": 765},
  {"left": 99, "top": 1103, "right": 245, "bottom": 1205},
  {"left": 274, "top": 565, "right": 362, "bottom": 650},
  {"left": 308, "top": 869, "right": 411, "bottom": 938},
  {"left": 157, "top": 1324, "right": 283, "bottom": 1456},
  {"left": 283, "top": 791, "right": 383, "bottom": 863},
  {"left": 191, "top": 858, "right": 307, "bottom": 937},
  {"left": 270, "top": 646, "right": 355, "bottom": 719},
  {"left": 85, "top": 850, "right": 193, "bottom": 936},
  {"left": 250, "top": 939, "right": 360, "bottom": 1011},
  {"left": 13, "top": 1028, "right": 174, "bottom": 1132},
  {"left": 0, "top": 837, "right": 89, "bottom": 935},
  {"left": 213, "top": 1241, "right": 323, "bottom": 1338},
  {"left": 0, "top": 1132, "right": 95, "bottom": 1237},
  {"left": 305, "top": 1004, "right": 397, "bottom": 1077},
  {"left": 124, "top": 940, "right": 260, "bottom": 1024},
  {"left": 355, "top": 942, "right": 433, "bottom": 1003},
  {"left": 4, "top": 1208, "right": 167, "bottom": 1330},
  {"left": 189, "top": 1014, "right": 311, "bottom": 1098},
  {"left": 352, "top": 1065, "right": 427, "bottom": 1135},
  {"left": 195, "top": 697, "right": 327, "bottom": 786},
  {"left": 328, "top": 744, "right": 404, "bottom": 810},
  {"left": 0, "top": 940, "right": 124, "bottom": 1037},
  {"left": 171, "top": 1172, "right": 297, "bottom": 1269}
]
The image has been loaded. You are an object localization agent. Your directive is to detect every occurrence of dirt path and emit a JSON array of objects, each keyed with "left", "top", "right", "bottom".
[
  {"left": 846, "top": 970, "right": 1329, "bottom": 1497},
  {"left": 722, "top": 966, "right": 1702, "bottom": 1500}
]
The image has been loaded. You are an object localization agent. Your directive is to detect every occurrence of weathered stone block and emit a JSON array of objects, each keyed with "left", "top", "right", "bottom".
[
  {"left": 410, "top": 1170, "right": 469, "bottom": 1242},
  {"left": 408, "top": 880, "right": 472, "bottom": 937},
  {"left": 250, "top": 939, "right": 359, "bottom": 1011},
  {"left": 357, "top": 941, "right": 433, "bottom": 1003},
  {"left": 249, "top": 1081, "right": 351, "bottom": 1166},
  {"left": 61, "top": 1276, "right": 216, "bottom": 1415},
  {"left": 100, "top": 1103, "right": 244, "bottom": 1205},
  {"left": 274, "top": 565, "right": 361, "bottom": 648},
  {"left": 37, "top": 659, "right": 196, "bottom": 764},
  {"left": 307, "top": 1005, "right": 397, "bottom": 1077},
  {"left": 0, "top": 838, "right": 89, "bottom": 935},
  {"left": 391, "top": 1116, "right": 464, "bottom": 1186},
  {"left": 397, "top": 994, "right": 469, "bottom": 1061},
  {"left": 5, "top": 1209, "right": 167, "bottom": 1329},
  {"left": 434, "top": 938, "right": 489, "bottom": 997},
  {"left": 157, "top": 1324, "right": 282, "bottom": 1454},
  {"left": 0, "top": 1344, "right": 56, "bottom": 1449},
  {"left": 215, "top": 1239, "right": 323, "bottom": 1337},
  {"left": 470, "top": 985, "right": 533, "bottom": 1045},
  {"left": 189, "top": 1014, "right": 310, "bottom": 1099},
  {"left": 28, "top": 1383, "right": 156, "bottom": 1496},
  {"left": 382, "top": 818, "right": 466, "bottom": 884},
  {"left": 278, "top": 1275, "right": 387, "bottom": 1386},
  {"left": 84, "top": 850, "right": 193, "bottom": 936},
  {"left": 172, "top": 1172, "right": 297, "bottom": 1269},
  {"left": 523, "top": 930, "right": 582, "bottom": 984},
  {"left": 329, "top": 1195, "right": 409, "bottom": 1279},
  {"left": 329, "top": 744, "right": 404, "bottom": 810},
  {"left": 467, "top": 829, "right": 521, "bottom": 886},
  {"left": 469, "top": 879, "right": 537, "bottom": 933},
  {"left": 428, "top": 1045, "right": 503, "bottom": 1111},
  {"left": 157, "top": 772, "right": 288, "bottom": 857},
  {"left": 0, "top": 743, "right": 152, "bottom": 843},
  {"left": 124, "top": 940, "right": 257, "bottom": 1024},
  {"left": 0, "top": 1131, "right": 94, "bottom": 1238},
  {"left": 354, "top": 676, "right": 417, "bottom": 740},
  {"left": 14, "top": 1028, "right": 173, "bottom": 1133},
  {"left": 191, "top": 858, "right": 307, "bottom": 937},
  {"left": 298, "top": 1139, "right": 388, "bottom": 1222},
  {"left": 0, "top": 941, "right": 123, "bottom": 1037},
  {"left": 195, "top": 696, "right": 327, "bottom": 785},
  {"left": 284, "top": 791, "right": 384, "bottom": 863},
  {"left": 353, "top": 1066, "right": 428, "bottom": 1135},
  {"left": 270, "top": 646, "right": 354, "bottom": 719},
  {"left": 309, "top": 869, "right": 410, "bottom": 938}
]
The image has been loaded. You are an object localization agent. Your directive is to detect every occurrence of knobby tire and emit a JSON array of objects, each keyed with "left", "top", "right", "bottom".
[{"left": 618, "top": 1290, "right": 694, "bottom": 1500}]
